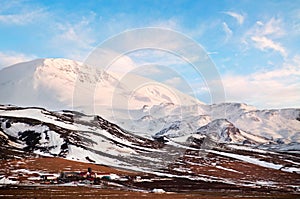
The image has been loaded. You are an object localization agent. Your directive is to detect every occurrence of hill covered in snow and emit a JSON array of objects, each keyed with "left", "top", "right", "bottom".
[
  {"left": 0, "top": 58, "right": 299, "bottom": 145},
  {"left": 0, "top": 105, "right": 299, "bottom": 192},
  {"left": 0, "top": 58, "right": 200, "bottom": 113},
  {"left": 118, "top": 102, "right": 300, "bottom": 144}
]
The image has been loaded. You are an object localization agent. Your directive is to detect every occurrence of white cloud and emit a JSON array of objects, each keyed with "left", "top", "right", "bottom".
[
  {"left": 54, "top": 18, "right": 95, "bottom": 48},
  {"left": 107, "top": 54, "right": 137, "bottom": 74},
  {"left": 50, "top": 16, "right": 96, "bottom": 61},
  {"left": 0, "top": 0, "right": 47, "bottom": 26},
  {"left": 150, "top": 18, "right": 179, "bottom": 30},
  {"left": 221, "top": 56, "right": 300, "bottom": 108},
  {"left": 164, "top": 77, "right": 184, "bottom": 87},
  {"left": 0, "top": 9, "right": 45, "bottom": 25},
  {"left": 207, "top": 51, "right": 218, "bottom": 55},
  {"left": 260, "top": 18, "right": 285, "bottom": 37},
  {"left": 0, "top": 51, "right": 36, "bottom": 69},
  {"left": 129, "top": 50, "right": 187, "bottom": 67},
  {"left": 251, "top": 36, "right": 287, "bottom": 57},
  {"left": 223, "top": 11, "right": 245, "bottom": 25},
  {"left": 244, "top": 17, "right": 287, "bottom": 57},
  {"left": 132, "top": 65, "right": 163, "bottom": 76},
  {"left": 256, "top": 21, "right": 264, "bottom": 26},
  {"left": 222, "top": 22, "right": 233, "bottom": 42}
]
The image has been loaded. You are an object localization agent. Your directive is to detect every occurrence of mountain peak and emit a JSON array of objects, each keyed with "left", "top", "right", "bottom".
[{"left": 0, "top": 58, "right": 202, "bottom": 113}]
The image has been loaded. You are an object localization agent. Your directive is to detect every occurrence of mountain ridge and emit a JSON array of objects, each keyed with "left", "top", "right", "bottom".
[
  {"left": 0, "top": 58, "right": 299, "bottom": 144},
  {"left": 0, "top": 104, "right": 300, "bottom": 193},
  {"left": 0, "top": 58, "right": 202, "bottom": 113}
]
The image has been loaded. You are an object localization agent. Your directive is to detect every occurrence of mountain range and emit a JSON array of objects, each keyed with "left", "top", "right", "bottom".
[
  {"left": 0, "top": 58, "right": 300, "bottom": 192},
  {"left": 1, "top": 58, "right": 299, "bottom": 145}
]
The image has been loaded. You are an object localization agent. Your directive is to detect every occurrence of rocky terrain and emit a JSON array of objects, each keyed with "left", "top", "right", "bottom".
[{"left": 0, "top": 105, "right": 299, "bottom": 197}]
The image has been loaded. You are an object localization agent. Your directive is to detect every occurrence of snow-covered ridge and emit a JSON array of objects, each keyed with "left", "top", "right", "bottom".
[
  {"left": 0, "top": 58, "right": 201, "bottom": 112},
  {"left": 118, "top": 102, "right": 300, "bottom": 144},
  {"left": 1, "top": 104, "right": 299, "bottom": 154},
  {"left": 1, "top": 104, "right": 300, "bottom": 192},
  {"left": 195, "top": 119, "right": 269, "bottom": 144},
  {"left": 0, "top": 105, "right": 169, "bottom": 171},
  {"left": 0, "top": 58, "right": 299, "bottom": 145}
]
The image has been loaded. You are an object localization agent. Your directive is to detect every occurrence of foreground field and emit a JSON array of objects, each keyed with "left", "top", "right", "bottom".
[
  {"left": 0, "top": 186, "right": 299, "bottom": 199},
  {"left": 0, "top": 157, "right": 299, "bottom": 198}
]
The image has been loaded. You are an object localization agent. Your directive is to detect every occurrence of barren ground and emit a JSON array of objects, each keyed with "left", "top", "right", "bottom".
[{"left": 0, "top": 157, "right": 299, "bottom": 198}]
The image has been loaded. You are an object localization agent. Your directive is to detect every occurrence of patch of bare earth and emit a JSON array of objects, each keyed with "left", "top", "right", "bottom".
[
  {"left": 0, "top": 157, "right": 299, "bottom": 198},
  {"left": 0, "top": 157, "right": 134, "bottom": 176},
  {"left": 0, "top": 186, "right": 298, "bottom": 199}
]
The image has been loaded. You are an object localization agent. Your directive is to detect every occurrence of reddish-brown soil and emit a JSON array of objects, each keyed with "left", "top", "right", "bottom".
[
  {"left": 169, "top": 150, "right": 300, "bottom": 188},
  {"left": 0, "top": 186, "right": 298, "bottom": 199},
  {"left": 0, "top": 157, "right": 135, "bottom": 176},
  {"left": 0, "top": 157, "right": 299, "bottom": 198}
]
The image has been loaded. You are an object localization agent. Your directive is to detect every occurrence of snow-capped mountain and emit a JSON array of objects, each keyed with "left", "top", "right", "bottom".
[
  {"left": 0, "top": 58, "right": 200, "bottom": 114},
  {"left": 195, "top": 119, "right": 269, "bottom": 144},
  {"left": 0, "top": 58, "right": 299, "bottom": 145},
  {"left": 120, "top": 102, "right": 300, "bottom": 144}
]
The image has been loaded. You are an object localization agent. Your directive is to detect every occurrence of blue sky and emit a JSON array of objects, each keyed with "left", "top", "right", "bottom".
[{"left": 0, "top": 0, "right": 300, "bottom": 108}]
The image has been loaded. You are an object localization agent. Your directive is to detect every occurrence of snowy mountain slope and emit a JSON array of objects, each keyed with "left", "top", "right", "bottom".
[
  {"left": 1, "top": 105, "right": 298, "bottom": 156},
  {"left": 117, "top": 102, "right": 300, "bottom": 144},
  {"left": 0, "top": 58, "right": 299, "bottom": 145},
  {"left": 0, "top": 105, "right": 168, "bottom": 171},
  {"left": 0, "top": 58, "right": 201, "bottom": 113},
  {"left": 230, "top": 109, "right": 300, "bottom": 142},
  {"left": 195, "top": 119, "right": 269, "bottom": 144},
  {"left": 153, "top": 118, "right": 271, "bottom": 148},
  {"left": 0, "top": 105, "right": 300, "bottom": 192}
]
